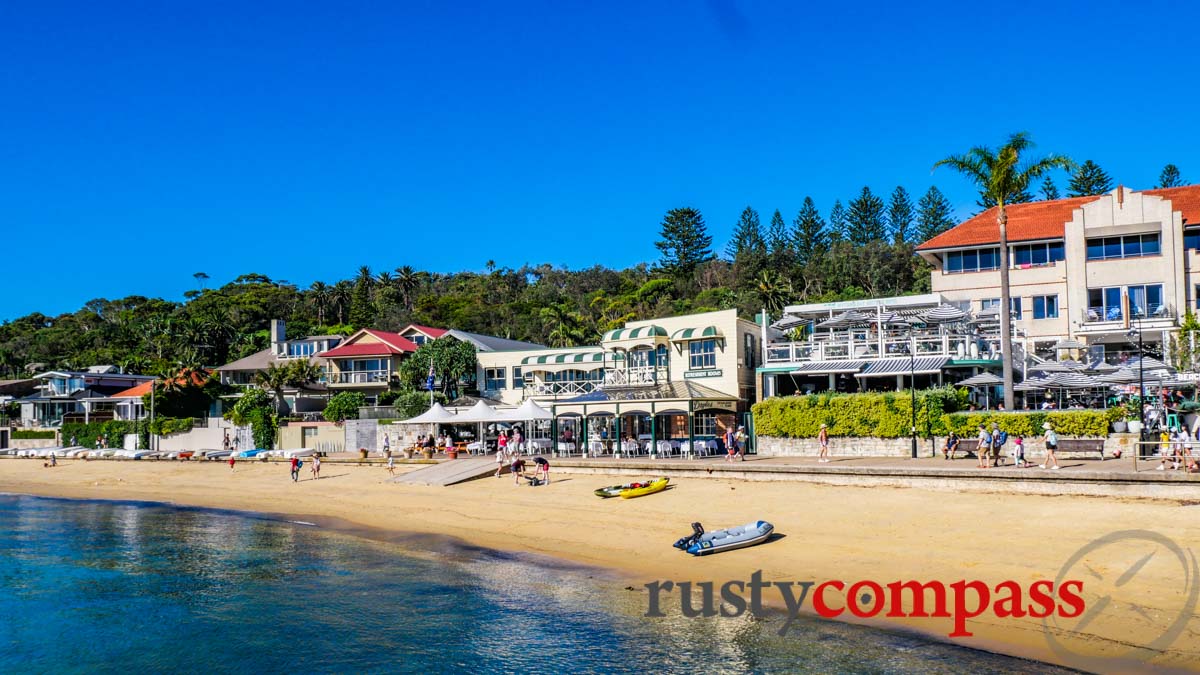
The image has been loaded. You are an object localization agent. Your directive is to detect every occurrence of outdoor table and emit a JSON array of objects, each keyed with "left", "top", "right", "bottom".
[
  {"left": 466, "top": 441, "right": 485, "bottom": 454},
  {"left": 556, "top": 442, "right": 576, "bottom": 457}
]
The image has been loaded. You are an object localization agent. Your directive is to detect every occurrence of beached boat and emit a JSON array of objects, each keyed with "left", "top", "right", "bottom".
[
  {"left": 592, "top": 477, "right": 670, "bottom": 499},
  {"left": 674, "top": 521, "right": 774, "bottom": 556},
  {"left": 177, "top": 451, "right": 194, "bottom": 460},
  {"left": 283, "top": 448, "right": 316, "bottom": 458},
  {"left": 205, "top": 450, "right": 233, "bottom": 460}
]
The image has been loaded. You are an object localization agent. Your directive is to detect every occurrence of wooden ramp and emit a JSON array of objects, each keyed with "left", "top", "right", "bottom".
[{"left": 393, "top": 457, "right": 497, "bottom": 487}]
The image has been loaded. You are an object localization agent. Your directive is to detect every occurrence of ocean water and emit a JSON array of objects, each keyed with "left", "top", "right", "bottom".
[{"left": 0, "top": 494, "right": 1068, "bottom": 674}]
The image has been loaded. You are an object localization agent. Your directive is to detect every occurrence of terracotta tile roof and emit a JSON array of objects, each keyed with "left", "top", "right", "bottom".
[
  {"left": 404, "top": 324, "right": 448, "bottom": 338},
  {"left": 318, "top": 329, "right": 418, "bottom": 358},
  {"left": 916, "top": 184, "right": 1200, "bottom": 251},
  {"left": 110, "top": 371, "right": 210, "bottom": 398}
]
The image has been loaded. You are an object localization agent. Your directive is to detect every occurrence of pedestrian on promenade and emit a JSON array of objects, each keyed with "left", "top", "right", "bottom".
[
  {"left": 735, "top": 425, "right": 748, "bottom": 460},
  {"left": 976, "top": 425, "right": 991, "bottom": 468},
  {"left": 223, "top": 433, "right": 230, "bottom": 454},
  {"left": 383, "top": 433, "right": 390, "bottom": 457},
  {"left": 1012, "top": 436, "right": 1028, "bottom": 468},
  {"left": 1040, "top": 422, "right": 1060, "bottom": 470},
  {"left": 817, "top": 424, "right": 830, "bottom": 463},
  {"left": 724, "top": 425, "right": 737, "bottom": 463},
  {"left": 290, "top": 456, "right": 300, "bottom": 482}
]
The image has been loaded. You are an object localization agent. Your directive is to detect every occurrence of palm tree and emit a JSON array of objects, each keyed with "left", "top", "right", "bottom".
[
  {"left": 331, "top": 280, "right": 353, "bottom": 324},
  {"left": 394, "top": 266, "right": 419, "bottom": 310},
  {"left": 254, "top": 363, "right": 293, "bottom": 415},
  {"left": 935, "top": 132, "right": 1073, "bottom": 409},
  {"left": 540, "top": 304, "right": 587, "bottom": 347},
  {"left": 309, "top": 281, "right": 331, "bottom": 325},
  {"left": 754, "top": 270, "right": 792, "bottom": 316}
]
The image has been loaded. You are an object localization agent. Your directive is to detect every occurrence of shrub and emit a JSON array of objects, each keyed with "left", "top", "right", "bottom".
[
  {"left": 225, "top": 388, "right": 277, "bottom": 449},
  {"left": 753, "top": 387, "right": 966, "bottom": 439},
  {"left": 60, "top": 421, "right": 149, "bottom": 449},
  {"left": 148, "top": 417, "right": 195, "bottom": 436},
  {"left": 941, "top": 409, "right": 1117, "bottom": 438},
  {"left": 12, "top": 430, "right": 56, "bottom": 439},
  {"left": 323, "top": 391, "right": 367, "bottom": 423}
]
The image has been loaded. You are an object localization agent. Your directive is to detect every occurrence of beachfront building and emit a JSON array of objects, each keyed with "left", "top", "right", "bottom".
[
  {"left": 917, "top": 184, "right": 1200, "bottom": 364},
  {"left": 215, "top": 319, "right": 340, "bottom": 413},
  {"left": 17, "top": 366, "right": 155, "bottom": 427},
  {"left": 758, "top": 293, "right": 1003, "bottom": 399},
  {"left": 475, "top": 309, "right": 760, "bottom": 454}
]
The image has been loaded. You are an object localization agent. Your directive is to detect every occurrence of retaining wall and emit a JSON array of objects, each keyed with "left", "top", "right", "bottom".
[{"left": 758, "top": 434, "right": 1137, "bottom": 460}]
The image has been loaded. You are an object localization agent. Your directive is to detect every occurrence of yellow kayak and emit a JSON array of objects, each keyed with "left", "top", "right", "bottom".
[{"left": 619, "top": 477, "right": 670, "bottom": 499}]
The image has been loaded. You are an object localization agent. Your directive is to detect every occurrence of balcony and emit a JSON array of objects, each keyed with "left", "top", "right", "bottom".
[
  {"left": 522, "top": 380, "right": 599, "bottom": 399},
  {"left": 327, "top": 369, "right": 391, "bottom": 385},
  {"left": 765, "top": 333, "right": 976, "bottom": 364},
  {"left": 1082, "top": 304, "right": 1174, "bottom": 325},
  {"left": 603, "top": 366, "right": 660, "bottom": 387}
]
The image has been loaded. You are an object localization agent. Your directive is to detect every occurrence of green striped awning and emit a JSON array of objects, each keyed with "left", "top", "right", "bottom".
[
  {"left": 670, "top": 326, "right": 723, "bottom": 341},
  {"left": 520, "top": 352, "right": 607, "bottom": 365},
  {"left": 603, "top": 325, "right": 668, "bottom": 342}
]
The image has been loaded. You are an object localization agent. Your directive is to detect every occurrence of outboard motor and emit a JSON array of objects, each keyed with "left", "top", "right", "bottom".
[{"left": 673, "top": 522, "right": 705, "bottom": 550}]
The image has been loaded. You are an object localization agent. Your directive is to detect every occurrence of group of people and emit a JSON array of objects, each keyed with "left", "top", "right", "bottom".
[
  {"left": 940, "top": 421, "right": 1060, "bottom": 469},
  {"left": 723, "top": 424, "right": 748, "bottom": 462},
  {"left": 1156, "top": 427, "right": 1200, "bottom": 472},
  {"left": 494, "top": 444, "right": 549, "bottom": 485}
]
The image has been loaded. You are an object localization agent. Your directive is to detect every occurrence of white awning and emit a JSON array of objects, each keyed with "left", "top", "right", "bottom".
[
  {"left": 454, "top": 400, "right": 500, "bottom": 422},
  {"left": 397, "top": 402, "right": 458, "bottom": 424},
  {"left": 789, "top": 360, "right": 866, "bottom": 375}
]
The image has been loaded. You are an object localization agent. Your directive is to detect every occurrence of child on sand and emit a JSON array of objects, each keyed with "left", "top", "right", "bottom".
[
  {"left": 311, "top": 455, "right": 321, "bottom": 480},
  {"left": 511, "top": 457, "right": 526, "bottom": 485},
  {"left": 495, "top": 447, "right": 507, "bottom": 478},
  {"left": 387, "top": 455, "right": 395, "bottom": 476},
  {"left": 229, "top": 455, "right": 236, "bottom": 472}
]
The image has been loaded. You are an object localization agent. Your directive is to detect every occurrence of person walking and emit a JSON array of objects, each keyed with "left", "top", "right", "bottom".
[
  {"left": 724, "top": 425, "right": 737, "bottom": 463},
  {"left": 495, "top": 446, "right": 507, "bottom": 478},
  {"left": 976, "top": 425, "right": 991, "bottom": 468},
  {"left": 1012, "top": 436, "right": 1028, "bottom": 468},
  {"left": 1040, "top": 422, "right": 1060, "bottom": 470},
  {"left": 223, "top": 433, "right": 230, "bottom": 454},
  {"left": 228, "top": 454, "right": 236, "bottom": 473},
  {"left": 382, "top": 433, "right": 390, "bottom": 457},
  {"left": 386, "top": 454, "right": 395, "bottom": 477},
  {"left": 311, "top": 455, "right": 321, "bottom": 480},
  {"left": 290, "top": 456, "right": 300, "bottom": 482},
  {"left": 817, "top": 424, "right": 830, "bottom": 463},
  {"left": 735, "top": 425, "right": 748, "bottom": 461},
  {"left": 990, "top": 423, "right": 1007, "bottom": 467}
]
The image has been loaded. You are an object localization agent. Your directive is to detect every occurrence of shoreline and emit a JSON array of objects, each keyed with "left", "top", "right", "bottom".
[{"left": 2, "top": 459, "right": 1198, "bottom": 672}]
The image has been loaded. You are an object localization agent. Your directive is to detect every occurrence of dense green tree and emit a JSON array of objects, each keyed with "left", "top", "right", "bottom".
[
  {"left": 791, "top": 197, "right": 828, "bottom": 265},
  {"left": 1157, "top": 164, "right": 1184, "bottom": 188},
  {"left": 766, "top": 209, "right": 790, "bottom": 256},
  {"left": 1067, "top": 159, "right": 1113, "bottom": 197},
  {"left": 323, "top": 391, "right": 367, "bottom": 423},
  {"left": 828, "top": 200, "right": 847, "bottom": 241},
  {"left": 396, "top": 337, "right": 478, "bottom": 398},
  {"left": 349, "top": 266, "right": 376, "bottom": 328},
  {"left": 724, "top": 206, "right": 766, "bottom": 260},
  {"left": 845, "top": 187, "right": 887, "bottom": 245},
  {"left": 1040, "top": 175, "right": 1060, "bottom": 200},
  {"left": 935, "top": 131, "right": 1073, "bottom": 410},
  {"left": 887, "top": 186, "right": 914, "bottom": 245},
  {"left": 654, "top": 207, "right": 713, "bottom": 281},
  {"left": 225, "top": 388, "right": 277, "bottom": 449},
  {"left": 915, "top": 186, "right": 955, "bottom": 244},
  {"left": 754, "top": 270, "right": 792, "bottom": 315}
]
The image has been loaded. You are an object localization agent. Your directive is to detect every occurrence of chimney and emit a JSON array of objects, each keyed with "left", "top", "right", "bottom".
[
  {"left": 270, "top": 320, "right": 286, "bottom": 354},
  {"left": 1117, "top": 184, "right": 1124, "bottom": 208}
]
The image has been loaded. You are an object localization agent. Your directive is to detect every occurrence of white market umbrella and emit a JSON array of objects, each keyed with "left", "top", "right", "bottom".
[
  {"left": 511, "top": 398, "right": 552, "bottom": 420},
  {"left": 398, "top": 402, "right": 458, "bottom": 424},
  {"left": 456, "top": 400, "right": 500, "bottom": 423}
]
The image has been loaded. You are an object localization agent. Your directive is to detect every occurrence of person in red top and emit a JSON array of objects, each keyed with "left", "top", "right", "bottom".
[
  {"left": 290, "top": 456, "right": 300, "bottom": 482},
  {"left": 229, "top": 454, "right": 236, "bottom": 472}
]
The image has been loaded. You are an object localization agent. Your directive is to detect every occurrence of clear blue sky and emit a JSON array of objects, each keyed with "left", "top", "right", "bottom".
[{"left": 3, "top": 1, "right": 1199, "bottom": 319}]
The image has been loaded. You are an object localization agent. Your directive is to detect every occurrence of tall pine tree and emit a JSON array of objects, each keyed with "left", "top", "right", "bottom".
[
  {"left": 915, "top": 186, "right": 955, "bottom": 244},
  {"left": 792, "top": 197, "right": 828, "bottom": 266},
  {"left": 724, "top": 206, "right": 765, "bottom": 260},
  {"left": 828, "top": 200, "right": 847, "bottom": 242},
  {"left": 845, "top": 187, "right": 887, "bottom": 245},
  {"left": 1040, "top": 176, "right": 1060, "bottom": 200},
  {"left": 654, "top": 207, "right": 713, "bottom": 281},
  {"left": 887, "top": 186, "right": 914, "bottom": 245},
  {"left": 1157, "top": 164, "right": 1184, "bottom": 188},
  {"left": 767, "top": 209, "right": 790, "bottom": 256},
  {"left": 1067, "top": 160, "right": 1113, "bottom": 197}
]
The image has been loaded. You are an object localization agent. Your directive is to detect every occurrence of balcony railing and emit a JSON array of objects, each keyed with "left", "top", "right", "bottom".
[
  {"left": 603, "top": 366, "right": 660, "bottom": 387},
  {"left": 765, "top": 334, "right": 981, "bottom": 364},
  {"left": 1083, "top": 304, "right": 1174, "bottom": 324},
  {"left": 522, "top": 380, "right": 599, "bottom": 399},
  {"left": 327, "top": 369, "right": 390, "bottom": 385}
]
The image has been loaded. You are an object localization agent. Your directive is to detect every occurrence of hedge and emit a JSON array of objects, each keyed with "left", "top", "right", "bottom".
[
  {"left": 61, "top": 421, "right": 149, "bottom": 449},
  {"left": 752, "top": 388, "right": 966, "bottom": 439},
  {"left": 753, "top": 389, "right": 1123, "bottom": 439},
  {"left": 12, "top": 430, "right": 56, "bottom": 439},
  {"left": 148, "top": 417, "right": 194, "bottom": 436}
]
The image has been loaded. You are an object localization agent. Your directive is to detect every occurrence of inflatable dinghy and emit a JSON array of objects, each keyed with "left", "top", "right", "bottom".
[
  {"left": 594, "top": 477, "right": 669, "bottom": 499},
  {"left": 673, "top": 520, "right": 774, "bottom": 556}
]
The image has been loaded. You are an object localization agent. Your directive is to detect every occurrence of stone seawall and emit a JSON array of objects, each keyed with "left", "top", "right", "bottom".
[{"left": 758, "top": 434, "right": 1137, "bottom": 460}]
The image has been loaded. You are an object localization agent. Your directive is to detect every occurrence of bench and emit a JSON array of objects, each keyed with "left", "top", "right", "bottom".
[
  {"left": 1054, "top": 438, "right": 1106, "bottom": 461},
  {"left": 945, "top": 438, "right": 979, "bottom": 459}
]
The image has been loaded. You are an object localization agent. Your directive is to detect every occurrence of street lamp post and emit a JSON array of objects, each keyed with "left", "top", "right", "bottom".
[
  {"left": 1129, "top": 325, "right": 1146, "bottom": 458},
  {"left": 910, "top": 328, "right": 918, "bottom": 459}
]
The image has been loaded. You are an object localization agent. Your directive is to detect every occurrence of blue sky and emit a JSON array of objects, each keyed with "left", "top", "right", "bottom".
[{"left": 3, "top": 1, "right": 1199, "bottom": 319}]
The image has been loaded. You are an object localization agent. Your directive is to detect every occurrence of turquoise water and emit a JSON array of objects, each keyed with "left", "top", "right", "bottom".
[{"left": 0, "top": 494, "right": 1066, "bottom": 674}]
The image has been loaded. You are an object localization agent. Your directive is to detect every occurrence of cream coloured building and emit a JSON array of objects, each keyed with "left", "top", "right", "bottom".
[
  {"left": 916, "top": 185, "right": 1200, "bottom": 362},
  {"left": 475, "top": 309, "right": 760, "bottom": 448}
]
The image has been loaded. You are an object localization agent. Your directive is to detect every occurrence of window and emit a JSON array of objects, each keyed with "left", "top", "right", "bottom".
[
  {"left": 1196, "top": 283, "right": 1200, "bottom": 310},
  {"left": 1085, "top": 234, "right": 1161, "bottom": 260},
  {"left": 689, "top": 339, "right": 717, "bottom": 369},
  {"left": 692, "top": 412, "right": 718, "bottom": 437},
  {"left": 484, "top": 367, "right": 506, "bottom": 391},
  {"left": 1012, "top": 242, "right": 1065, "bottom": 267},
  {"left": 981, "top": 298, "right": 1022, "bottom": 317},
  {"left": 340, "top": 359, "right": 383, "bottom": 372},
  {"left": 512, "top": 367, "right": 524, "bottom": 389},
  {"left": 743, "top": 333, "right": 756, "bottom": 370},
  {"left": 1186, "top": 229, "right": 1200, "bottom": 251},
  {"left": 1032, "top": 295, "right": 1059, "bottom": 319},
  {"left": 286, "top": 342, "right": 315, "bottom": 357},
  {"left": 1128, "top": 284, "right": 1164, "bottom": 318},
  {"left": 410, "top": 335, "right": 426, "bottom": 345},
  {"left": 944, "top": 248, "right": 1001, "bottom": 273}
]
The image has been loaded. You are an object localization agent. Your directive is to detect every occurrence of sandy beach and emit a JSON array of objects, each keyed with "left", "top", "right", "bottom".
[{"left": 2, "top": 457, "right": 1198, "bottom": 672}]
